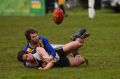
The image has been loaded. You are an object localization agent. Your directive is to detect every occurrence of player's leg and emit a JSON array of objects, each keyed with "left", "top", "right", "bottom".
[
  {"left": 62, "top": 38, "right": 84, "bottom": 55},
  {"left": 71, "top": 28, "right": 90, "bottom": 56},
  {"left": 68, "top": 55, "right": 87, "bottom": 67},
  {"left": 54, "top": 47, "right": 88, "bottom": 67},
  {"left": 88, "top": 0, "right": 95, "bottom": 19},
  {"left": 63, "top": 30, "right": 90, "bottom": 55}
]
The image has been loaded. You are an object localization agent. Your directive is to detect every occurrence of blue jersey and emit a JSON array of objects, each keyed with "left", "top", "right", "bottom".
[{"left": 24, "top": 36, "right": 56, "bottom": 57}]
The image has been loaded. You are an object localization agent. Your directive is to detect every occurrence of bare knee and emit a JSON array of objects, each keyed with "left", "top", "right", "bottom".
[
  {"left": 75, "top": 55, "right": 85, "bottom": 65},
  {"left": 69, "top": 55, "right": 85, "bottom": 67},
  {"left": 75, "top": 40, "right": 84, "bottom": 47}
]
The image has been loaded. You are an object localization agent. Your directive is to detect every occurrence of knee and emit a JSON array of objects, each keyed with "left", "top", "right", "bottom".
[
  {"left": 69, "top": 55, "right": 86, "bottom": 67},
  {"left": 76, "top": 41, "right": 84, "bottom": 47},
  {"left": 75, "top": 55, "right": 85, "bottom": 65}
]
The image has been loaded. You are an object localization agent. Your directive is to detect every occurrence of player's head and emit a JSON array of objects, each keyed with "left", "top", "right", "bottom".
[
  {"left": 17, "top": 50, "right": 34, "bottom": 62},
  {"left": 17, "top": 50, "right": 28, "bottom": 62},
  {"left": 24, "top": 28, "right": 39, "bottom": 43}
]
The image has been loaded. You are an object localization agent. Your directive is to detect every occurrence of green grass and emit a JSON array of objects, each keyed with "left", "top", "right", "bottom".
[{"left": 0, "top": 8, "right": 120, "bottom": 79}]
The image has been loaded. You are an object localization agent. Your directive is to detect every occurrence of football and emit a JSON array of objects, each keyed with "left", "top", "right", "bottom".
[{"left": 53, "top": 8, "right": 64, "bottom": 24}]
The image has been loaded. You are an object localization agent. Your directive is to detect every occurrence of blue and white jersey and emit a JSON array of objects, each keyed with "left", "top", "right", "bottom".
[
  {"left": 24, "top": 36, "right": 56, "bottom": 57},
  {"left": 25, "top": 51, "right": 60, "bottom": 68}
]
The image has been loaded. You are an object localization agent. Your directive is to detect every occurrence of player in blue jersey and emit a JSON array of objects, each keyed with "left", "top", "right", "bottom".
[
  {"left": 23, "top": 28, "right": 56, "bottom": 57},
  {"left": 18, "top": 28, "right": 89, "bottom": 69}
]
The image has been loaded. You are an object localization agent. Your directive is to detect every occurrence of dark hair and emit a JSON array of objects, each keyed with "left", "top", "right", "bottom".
[
  {"left": 24, "top": 28, "right": 38, "bottom": 42},
  {"left": 17, "top": 50, "right": 28, "bottom": 62}
]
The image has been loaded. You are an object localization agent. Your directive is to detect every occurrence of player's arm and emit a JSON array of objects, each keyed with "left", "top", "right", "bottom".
[
  {"left": 38, "top": 56, "right": 54, "bottom": 70},
  {"left": 42, "top": 59, "right": 54, "bottom": 70},
  {"left": 41, "top": 37, "right": 56, "bottom": 57},
  {"left": 36, "top": 47, "right": 54, "bottom": 70},
  {"left": 38, "top": 60, "right": 54, "bottom": 70}
]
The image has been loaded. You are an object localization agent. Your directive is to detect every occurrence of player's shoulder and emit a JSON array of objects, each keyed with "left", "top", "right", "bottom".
[
  {"left": 24, "top": 43, "right": 30, "bottom": 50},
  {"left": 24, "top": 44, "right": 33, "bottom": 52},
  {"left": 39, "top": 36, "right": 48, "bottom": 41}
]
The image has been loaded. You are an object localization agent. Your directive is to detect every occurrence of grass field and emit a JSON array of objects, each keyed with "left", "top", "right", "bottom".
[{"left": 0, "top": 8, "right": 120, "bottom": 79}]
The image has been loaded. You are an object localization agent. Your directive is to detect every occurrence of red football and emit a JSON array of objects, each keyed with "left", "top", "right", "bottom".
[{"left": 53, "top": 8, "right": 64, "bottom": 24}]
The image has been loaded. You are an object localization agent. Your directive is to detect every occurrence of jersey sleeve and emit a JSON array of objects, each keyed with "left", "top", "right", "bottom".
[
  {"left": 40, "top": 37, "right": 56, "bottom": 57},
  {"left": 23, "top": 44, "right": 29, "bottom": 51}
]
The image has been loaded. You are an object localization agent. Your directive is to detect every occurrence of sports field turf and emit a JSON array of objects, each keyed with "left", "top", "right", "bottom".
[{"left": 0, "top": 8, "right": 120, "bottom": 79}]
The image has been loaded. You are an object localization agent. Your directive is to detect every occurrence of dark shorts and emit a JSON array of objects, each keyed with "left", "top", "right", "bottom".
[{"left": 54, "top": 47, "right": 70, "bottom": 67}]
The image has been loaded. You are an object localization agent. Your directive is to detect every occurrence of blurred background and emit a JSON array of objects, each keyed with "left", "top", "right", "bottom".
[{"left": 0, "top": 0, "right": 120, "bottom": 16}]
